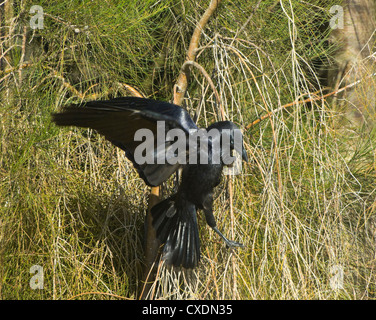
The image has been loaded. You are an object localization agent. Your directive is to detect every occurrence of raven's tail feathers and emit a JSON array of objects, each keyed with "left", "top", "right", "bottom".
[{"left": 151, "top": 195, "right": 200, "bottom": 269}]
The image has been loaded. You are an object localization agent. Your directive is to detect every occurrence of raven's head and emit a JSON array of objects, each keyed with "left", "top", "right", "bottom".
[{"left": 206, "top": 121, "right": 248, "bottom": 165}]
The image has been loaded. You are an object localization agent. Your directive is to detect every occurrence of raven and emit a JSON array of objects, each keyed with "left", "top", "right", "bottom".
[{"left": 52, "top": 96, "right": 248, "bottom": 268}]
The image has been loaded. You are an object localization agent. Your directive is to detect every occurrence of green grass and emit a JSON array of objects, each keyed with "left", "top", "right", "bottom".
[{"left": 1, "top": 0, "right": 376, "bottom": 300}]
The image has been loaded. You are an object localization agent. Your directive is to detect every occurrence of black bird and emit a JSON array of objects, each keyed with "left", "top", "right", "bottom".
[{"left": 52, "top": 96, "right": 248, "bottom": 268}]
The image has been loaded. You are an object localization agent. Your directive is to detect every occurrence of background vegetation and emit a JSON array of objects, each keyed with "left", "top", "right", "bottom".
[{"left": 1, "top": 0, "right": 375, "bottom": 299}]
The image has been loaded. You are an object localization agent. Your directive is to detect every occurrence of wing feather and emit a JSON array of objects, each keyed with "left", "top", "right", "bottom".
[{"left": 52, "top": 97, "right": 197, "bottom": 186}]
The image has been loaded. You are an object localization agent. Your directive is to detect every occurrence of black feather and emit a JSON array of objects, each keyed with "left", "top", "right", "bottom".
[{"left": 52, "top": 96, "right": 247, "bottom": 269}]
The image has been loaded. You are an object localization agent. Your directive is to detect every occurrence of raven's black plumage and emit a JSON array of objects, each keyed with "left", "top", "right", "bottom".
[{"left": 52, "top": 96, "right": 248, "bottom": 268}]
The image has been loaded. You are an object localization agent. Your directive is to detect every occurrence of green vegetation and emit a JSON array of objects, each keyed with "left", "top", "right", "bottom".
[{"left": 1, "top": 0, "right": 375, "bottom": 299}]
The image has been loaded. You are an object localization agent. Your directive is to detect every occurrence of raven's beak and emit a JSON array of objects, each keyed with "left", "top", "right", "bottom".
[{"left": 241, "top": 147, "right": 248, "bottom": 162}]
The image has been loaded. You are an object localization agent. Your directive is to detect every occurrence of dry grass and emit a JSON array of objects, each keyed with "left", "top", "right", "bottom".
[{"left": 1, "top": 0, "right": 376, "bottom": 300}]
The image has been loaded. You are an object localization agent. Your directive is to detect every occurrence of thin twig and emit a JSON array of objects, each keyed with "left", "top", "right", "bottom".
[
  {"left": 0, "top": 62, "right": 33, "bottom": 76},
  {"left": 18, "top": 26, "right": 27, "bottom": 85},
  {"left": 139, "top": 259, "right": 158, "bottom": 300},
  {"left": 182, "top": 60, "right": 224, "bottom": 119},
  {"left": 228, "top": 175, "right": 237, "bottom": 299},
  {"left": 230, "top": 0, "right": 262, "bottom": 46},
  {"left": 245, "top": 70, "right": 376, "bottom": 131}
]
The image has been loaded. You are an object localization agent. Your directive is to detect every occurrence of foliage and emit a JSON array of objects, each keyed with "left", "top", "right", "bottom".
[{"left": 1, "top": 0, "right": 375, "bottom": 299}]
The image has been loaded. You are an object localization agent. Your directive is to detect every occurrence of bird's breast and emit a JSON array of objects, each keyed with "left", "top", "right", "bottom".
[{"left": 180, "top": 164, "right": 223, "bottom": 204}]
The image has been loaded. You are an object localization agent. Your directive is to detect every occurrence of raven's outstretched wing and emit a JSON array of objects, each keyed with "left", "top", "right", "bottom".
[{"left": 52, "top": 96, "right": 197, "bottom": 186}]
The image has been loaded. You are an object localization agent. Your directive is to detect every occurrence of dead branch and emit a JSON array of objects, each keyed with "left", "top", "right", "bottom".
[
  {"left": 173, "top": 0, "right": 222, "bottom": 106},
  {"left": 245, "top": 70, "right": 376, "bottom": 131}
]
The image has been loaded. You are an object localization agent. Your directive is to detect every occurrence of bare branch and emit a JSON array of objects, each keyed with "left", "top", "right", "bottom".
[
  {"left": 173, "top": 0, "right": 222, "bottom": 107},
  {"left": 246, "top": 71, "right": 376, "bottom": 130}
]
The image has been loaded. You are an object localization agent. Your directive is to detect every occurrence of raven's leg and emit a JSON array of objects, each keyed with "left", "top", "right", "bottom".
[
  {"left": 202, "top": 194, "right": 244, "bottom": 248},
  {"left": 212, "top": 225, "right": 244, "bottom": 248}
]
